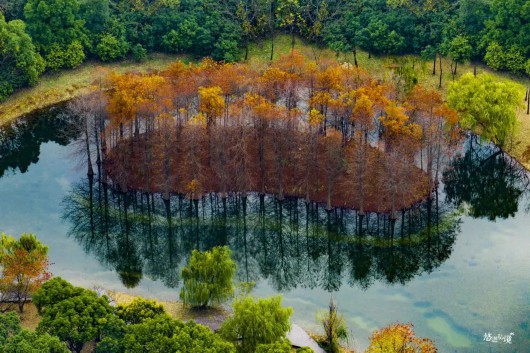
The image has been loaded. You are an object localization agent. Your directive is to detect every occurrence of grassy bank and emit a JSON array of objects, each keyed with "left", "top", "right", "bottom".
[
  {"left": 0, "top": 53, "right": 187, "bottom": 126},
  {"left": 1, "top": 34, "right": 529, "bottom": 167}
]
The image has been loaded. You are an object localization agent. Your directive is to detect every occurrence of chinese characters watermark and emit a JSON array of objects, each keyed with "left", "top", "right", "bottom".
[{"left": 483, "top": 332, "right": 514, "bottom": 344}]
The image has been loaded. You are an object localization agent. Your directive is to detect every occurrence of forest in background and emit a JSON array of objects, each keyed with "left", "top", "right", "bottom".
[{"left": 2, "top": 0, "right": 530, "bottom": 102}]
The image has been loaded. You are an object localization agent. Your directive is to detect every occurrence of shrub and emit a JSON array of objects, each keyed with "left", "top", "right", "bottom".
[
  {"left": 0, "top": 312, "right": 21, "bottom": 346},
  {"left": 0, "top": 313, "right": 68, "bottom": 352},
  {"left": 44, "top": 45, "right": 66, "bottom": 71},
  {"left": 256, "top": 339, "right": 292, "bottom": 353},
  {"left": 98, "top": 314, "right": 235, "bottom": 353},
  {"left": 297, "top": 347, "right": 314, "bottom": 353},
  {"left": 3, "top": 330, "right": 69, "bottom": 353},
  {"left": 484, "top": 42, "right": 505, "bottom": 71},
  {"left": 319, "top": 299, "right": 349, "bottom": 353},
  {"left": 95, "top": 34, "right": 128, "bottom": 62},
  {"left": 504, "top": 46, "right": 526, "bottom": 74},
  {"left": 131, "top": 44, "right": 147, "bottom": 62},
  {"left": 117, "top": 297, "right": 165, "bottom": 324}
]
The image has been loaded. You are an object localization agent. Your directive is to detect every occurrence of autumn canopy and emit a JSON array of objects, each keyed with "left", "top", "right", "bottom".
[{"left": 100, "top": 51, "right": 459, "bottom": 216}]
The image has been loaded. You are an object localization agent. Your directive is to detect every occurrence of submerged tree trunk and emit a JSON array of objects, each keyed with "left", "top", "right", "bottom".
[{"left": 85, "top": 120, "right": 94, "bottom": 178}]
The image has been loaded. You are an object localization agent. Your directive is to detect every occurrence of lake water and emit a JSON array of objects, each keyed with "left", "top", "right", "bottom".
[{"left": 0, "top": 105, "right": 529, "bottom": 352}]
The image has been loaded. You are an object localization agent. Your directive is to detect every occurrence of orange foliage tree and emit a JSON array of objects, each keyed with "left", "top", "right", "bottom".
[
  {"left": 0, "top": 233, "right": 51, "bottom": 313},
  {"left": 366, "top": 323, "right": 438, "bottom": 353},
  {"left": 408, "top": 85, "right": 460, "bottom": 191}
]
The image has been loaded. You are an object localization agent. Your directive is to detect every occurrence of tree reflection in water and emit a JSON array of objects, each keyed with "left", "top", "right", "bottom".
[
  {"left": 62, "top": 174, "right": 461, "bottom": 291},
  {"left": 0, "top": 103, "right": 81, "bottom": 177},
  {"left": 443, "top": 136, "right": 530, "bottom": 221}
]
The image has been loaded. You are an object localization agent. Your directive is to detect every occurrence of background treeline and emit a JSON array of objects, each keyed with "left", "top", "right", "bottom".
[{"left": 2, "top": 0, "right": 530, "bottom": 101}]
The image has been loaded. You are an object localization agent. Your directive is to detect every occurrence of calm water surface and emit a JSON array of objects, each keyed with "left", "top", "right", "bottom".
[{"left": 0, "top": 106, "right": 529, "bottom": 352}]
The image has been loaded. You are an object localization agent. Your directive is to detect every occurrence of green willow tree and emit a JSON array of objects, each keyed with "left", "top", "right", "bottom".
[
  {"left": 221, "top": 295, "right": 293, "bottom": 353},
  {"left": 180, "top": 246, "right": 236, "bottom": 308},
  {"left": 447, "top": 73, "right": 524, "bottom": 147}
]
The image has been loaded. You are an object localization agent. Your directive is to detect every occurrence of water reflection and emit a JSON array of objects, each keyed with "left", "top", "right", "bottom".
[
  {"left": 0, "top": 104, "right": 81, "bottom": 177},
  {"left": 443, "top": 136, "right": 530, "bottom": 220},
  {"left": 62, "top": 175, "right": 461, "bottom": 291}
]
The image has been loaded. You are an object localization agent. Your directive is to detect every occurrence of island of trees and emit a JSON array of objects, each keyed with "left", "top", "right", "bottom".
[{"left": 73, "top": 52, "right": 460, "bottom": 219}]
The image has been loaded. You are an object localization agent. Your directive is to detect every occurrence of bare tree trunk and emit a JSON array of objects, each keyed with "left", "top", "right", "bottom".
[
  {"left": 244, "top": 37, "right": 249, "bottom": 61},
  {"left": 450, "top": 61, "right": 456, "bottom": 81},
  {"left": 269, "top": 1, "right": 275, "bottom": 63},
  {"left": 432, "top": 55, "right": 436, "bottom": 75},
  {"left": 527, "top": 88, "right": 530, "bottom": 115},
  {"left": 438, "top": 53, "right": 443, "bottom": 89},
  {"left": 270, "top": 32, "right": 275, "bottom": 61},
  {"left": 291, "top": 28, "right": 295, "bottom": 52},
  {"left": 85, "top": 119, "right": 94, "bottom": 177}
]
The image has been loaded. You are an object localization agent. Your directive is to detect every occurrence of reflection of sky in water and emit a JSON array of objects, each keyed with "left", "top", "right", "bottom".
[{"left": 0, "top": 139, "right": 529, "bottom": 352}]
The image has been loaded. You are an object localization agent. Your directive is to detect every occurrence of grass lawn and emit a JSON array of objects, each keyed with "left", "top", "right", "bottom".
[
  {"left": 1, "top": 34, "right": 529, "bottom": 167},
  {"left": 18, "top": 303, "right": 41, "bottom": 331}
]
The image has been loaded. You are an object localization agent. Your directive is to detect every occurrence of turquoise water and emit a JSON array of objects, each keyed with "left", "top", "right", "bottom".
[{"left": 0, "top": 106, "right": 529, "bottom": 352}]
